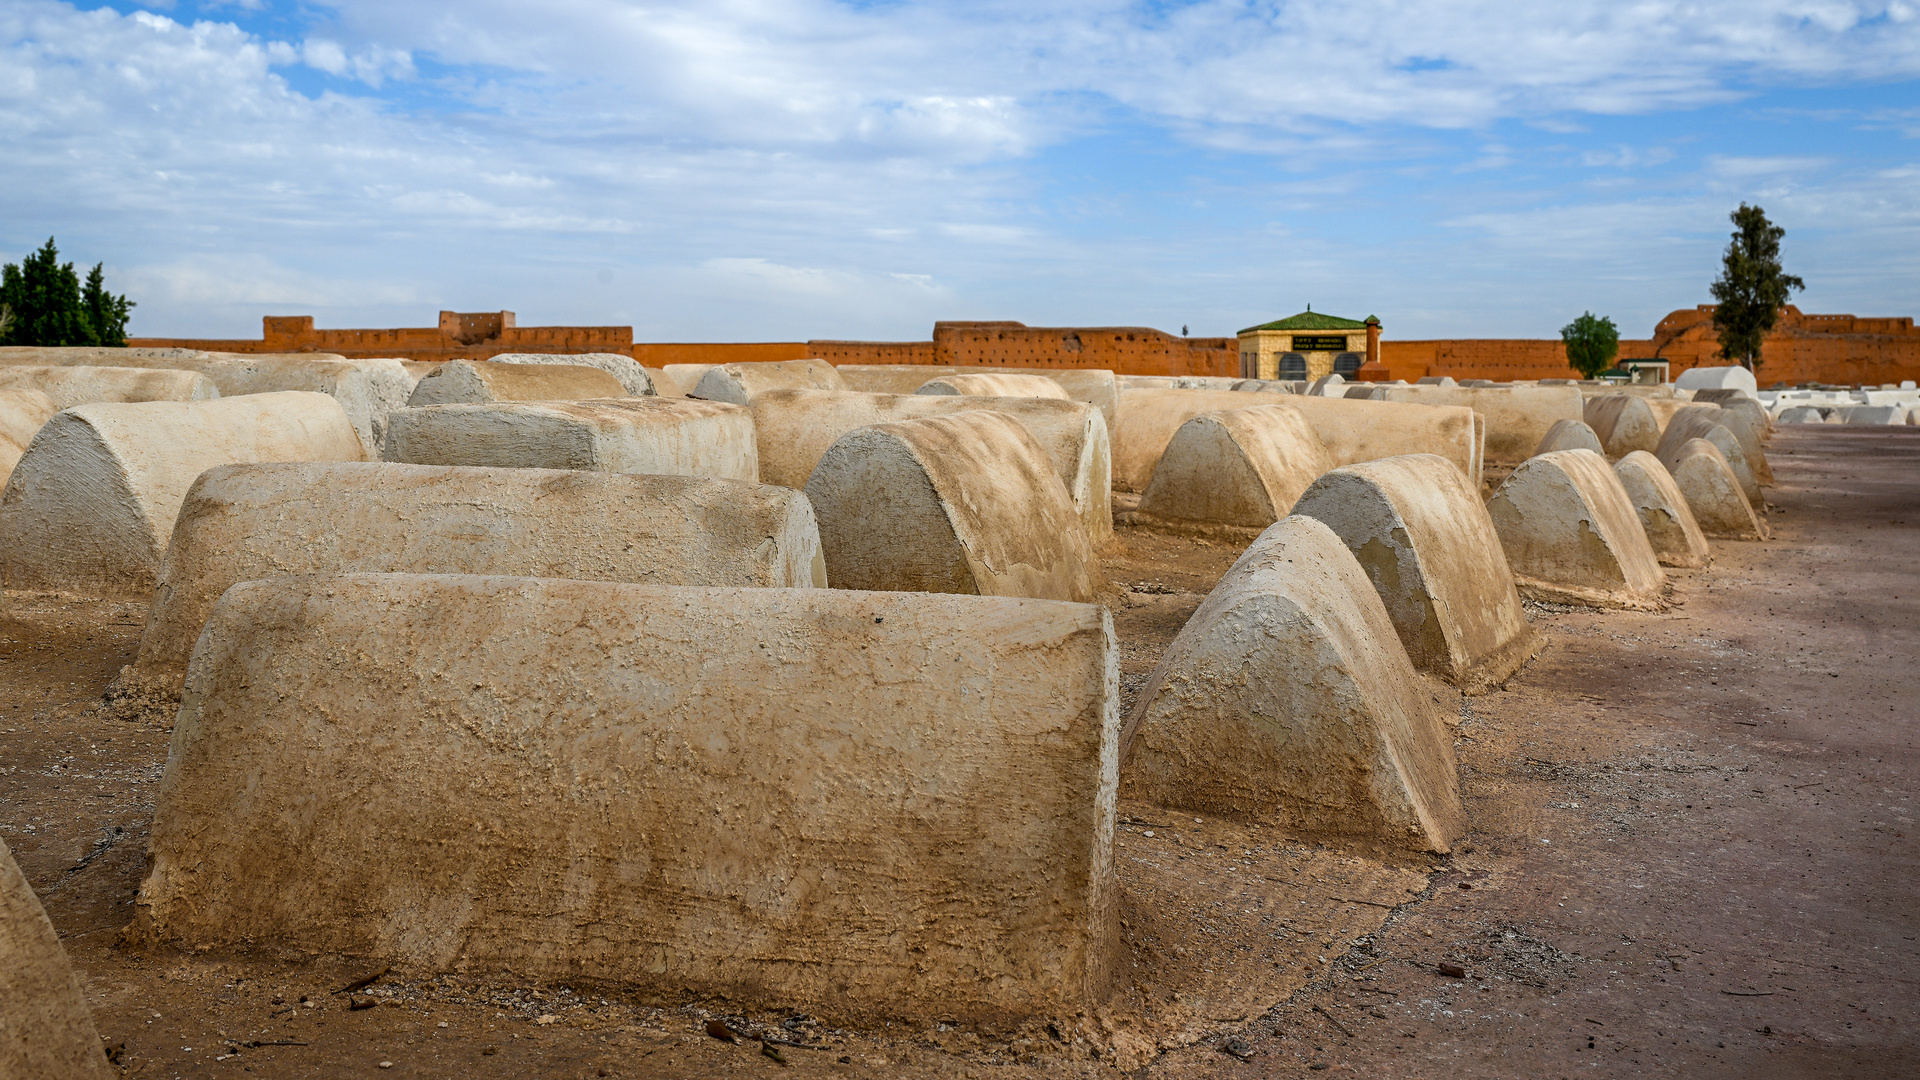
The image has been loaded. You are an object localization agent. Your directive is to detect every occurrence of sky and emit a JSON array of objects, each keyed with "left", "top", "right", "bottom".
[{"left": 1, "top": 0, "right": 1917, "bottom": 342}]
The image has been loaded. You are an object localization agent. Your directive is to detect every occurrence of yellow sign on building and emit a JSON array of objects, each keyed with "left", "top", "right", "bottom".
[{"left": 1237, "top": 309, "right": 1380, "bottom": 381}]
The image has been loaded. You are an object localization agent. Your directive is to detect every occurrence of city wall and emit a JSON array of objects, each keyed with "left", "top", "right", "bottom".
[
  {"left": 809, "top": 323, "right": 1235, "bottom": 377},
  {"left": 129, "top": 306, "right": 1920, "bottom": 386},
  {"left": 1646, "top": 306, "right": 1920, "bottom": 386}
]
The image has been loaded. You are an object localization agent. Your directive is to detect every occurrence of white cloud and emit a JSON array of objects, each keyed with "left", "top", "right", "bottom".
[{"left": 2, "top": 0, "right": 1917, "bottom": 341}]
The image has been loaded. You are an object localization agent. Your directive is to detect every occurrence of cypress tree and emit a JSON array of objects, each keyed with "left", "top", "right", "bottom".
[
  {"left": 0, "top": 238, "right": 134, "bottom": 347},
  {"left": 0, "top": 238, "right": 86, "bottom": 346},
  {"left": 1708, "top": 204, "right": 1804, "bottom": 372},
  {"left": 81, "top": 262, "right": 135, "bottom": 347}
]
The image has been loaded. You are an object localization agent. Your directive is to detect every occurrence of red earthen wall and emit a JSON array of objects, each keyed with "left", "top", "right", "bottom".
[
  {"left": 129, "top": 306, "right": 1920, "bottom": 386},
  {"left": 1378, "top": 339, "right": 1656, "bottom": 383},
  {"left": 629, "top": 342, "right": 811, "bottom": 365},
  {"left": 808, "top": 322, "right": 1235, "bottom": 377},
  {"left": 806, "top": 341, "right": 938, "bottom": 365},
  {"left": 133, "top": 312, "right": 809, "bottom": 368},
  {"left": 1647, "top": 306, "right": 1920, "bottom": 386}
]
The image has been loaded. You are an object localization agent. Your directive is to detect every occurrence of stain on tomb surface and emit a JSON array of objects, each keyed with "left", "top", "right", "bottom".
[{"left": 1, "top": 424, "right": 1917, "bottom": 1077}]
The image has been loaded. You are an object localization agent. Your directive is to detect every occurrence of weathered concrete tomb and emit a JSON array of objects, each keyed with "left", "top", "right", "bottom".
[
  {"left": 1485, "top": 448, "right": 1668, "bottom": 610},
  {"left": 119, "top": 462, "right": 825, "bottom": 701},
  {"left": 1290, "top": 454, "right": 1540, "bottom": 692},
  {"left": 1657, "top": 408, "right": 1763, "bottom": 507},
  {"left": 1667, "top": 438, "right": 1770, "bottom": 540},
  {"left": 0, "top": 388, "right": 59, "bottom": 487},
  {"left": 0, "top": 364, "right": 219, "bottom": 409},
  {"left": 1373, "top": 384, "right": 1583, "bottom": 465},
  {"left": 1705, "top": 399, "right": 1774, "bottom": 484},
  {"left": 1532, "top": 418, "right": 1605, "bottom": 457},
  {"left": 1131, "top": 404, "right": 1333, "bottom": 533},
  {"left": 1611, "top": 451, "right": 1712, "bottom": 569},
  {"left": 1120, "top": 516, "right": 1464, "bottom": 853},
  {"left": 651, "top": 363, "right": 709, "bottom": 397},
  {"left": 1112, "top": 388, "right": 1477, "bottom": 492},
  {"left": 804, "top": 411, "right": 1099, "bottom": 601},
  {"left": 382, "top": 398, "right": 759, "bottom": 481},
  {"left": 1582, "top": 394, "right": 1661, "bottom": 458},
  {"left": 915, "top": 372, "right": 1071, "bottom": 399},
  {"left": 835, "top": 365, "right": 1119, "bottom": 432},
  {"left": 485, "top": 352, "right": 656, "bottom": 395},
  {"left": 691, "top": 359, "right": 846, "bottom": 404},
  {"left": 0, "top": 349, "right": 410, "bottom": 457},
  {"left": 2, "top": 837, "right": 119, "bottom": 1080},
  {"left": 0, "top": 393, "right": 365, "bottom": 596},
  {"left": 1673, "top": 364, "right": 1758, "bottom": 393},
  {"left": 134, "top": 574, "right": 1119, "bottom": 1020},
  {"left": 406, "top": 359, "right": 630, "bottom": 406},
  {"left": 747, "top": 389, "right": 1112, "bottom": 545},
  {"left": 1609, "top": 449, "right": 1714, "bottom": 568}
]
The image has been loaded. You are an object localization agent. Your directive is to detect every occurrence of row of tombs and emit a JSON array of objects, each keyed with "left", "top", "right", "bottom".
[{"left": 0, "top": 346, "right": 1775, "bottom": 1075}]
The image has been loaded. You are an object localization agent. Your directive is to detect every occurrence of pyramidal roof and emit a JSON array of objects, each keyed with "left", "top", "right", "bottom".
[{"left": 1239, "top": 309, "right": 1377, "bottom": 334}]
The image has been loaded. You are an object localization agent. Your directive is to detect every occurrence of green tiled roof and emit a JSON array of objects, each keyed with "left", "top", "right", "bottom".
[{"left": 1239, "top": 310, "right": 1373, "bottom": 333}]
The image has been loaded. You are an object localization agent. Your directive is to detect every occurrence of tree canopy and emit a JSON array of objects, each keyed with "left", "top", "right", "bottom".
[
  {"left": 1708, "top": 204, "right": 1803, "bottom": 371},
  {"left": 1560, "top": 311, "right": 1620, "bottom": 379},
  {"left": 0, "top": 237, "right": 135, "bottom": 347}
]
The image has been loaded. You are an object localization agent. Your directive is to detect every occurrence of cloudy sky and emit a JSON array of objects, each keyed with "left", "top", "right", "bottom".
[{"left": 2, "top": 1, "right": 1916, "bottom": 342}]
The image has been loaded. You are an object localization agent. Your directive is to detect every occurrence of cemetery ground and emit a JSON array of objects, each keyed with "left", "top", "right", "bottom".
[{"left": 1, "top": 425, "right": 1913, "bottom": 1079}]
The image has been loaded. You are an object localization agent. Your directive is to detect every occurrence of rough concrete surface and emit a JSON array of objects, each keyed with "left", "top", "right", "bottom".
[
  {"left": 691, "top": 360, "right": 845, "bottom": 404},
  {"left": 484, "top": 352, "right": 656, "bottom": 396},
  {"left": 1660, "top": 408, "right": 1764, "bottom": 508},
  {"left": 1644, "top": 395, "right": 1698, "bottom": 432},
  {"left": 1670, "top": 438, "right": 1771, "bottom": 541},
  {"left": 1615, "top": 450, "right": 1714, "bottom": 569},
  {"left": 1291, "top": 454, "right": 1540, "bottom": 692},
  {"left": 1709, "top": 400, "right": 1775, "bottom": 484},
  {"left": 1376, "top": 384, "right": 1584, "bottom": 464},
  {"left": 0, "top": 365, "right": 219, "bottom": 410},
  {"left": 916, "top": 373, "right": 1071, "bottom": 399},
  {"left": 833, "top": 366, "right": 1119, "bottom": 432},
  {"left": 653, "top": 364, "right": 712, "bottom": 397},
  {"left": 134, "top": 574, "right": 1120, "bottom": 1022},
  {"left": 1120, "top": 515, "right": 1465, "bottom": 853},
  {"left": 0, "top": 387, "right": 59, "bottom": 488},
  {"left": 0, "top": 350, "right": 406, "bottom": 454},
  {"left": 1, "top": 836, "right": 117, "bottom": 1080},
  {"left": 1532, "top": 418, "right": 1605, "bottom": 458},
  {"left": 1585, "top": 394, "right": 1663, "bottom": 458},
  {"left": 406, "top": 359, "right": 629, "bottom": 406},
  {"left": 804, "top": 411, "right": 1099, "bottom": 601},
  {"left": 1486, "top": 448, "right": 1668, "bottom": 610},
  {"left": 1114, "top": 389, "right": 1475, "bottom": 492},
  {"left": 116, "top": 461, "right": 825, "bottom": 703},
  {"left": 0, "top": 424, "right": 1914, "bottom": 1079},
  {"left": 1131, "top": 404, "right": 1333, "bottom": 533},
  {"left": 747, "top": 389, "right": 1112, "bottom": 545},
  {"left": 1674, "top": 364, "right": 1758, "bottom": 392},
  {"left": 382, "top": 398, "right": 758, "bottom": 482},
  {"left": 0, "top": 392, "right": 365, "bottom": 597}
]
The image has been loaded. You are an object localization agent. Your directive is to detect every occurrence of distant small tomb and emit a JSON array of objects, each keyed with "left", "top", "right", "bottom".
[{"left": 1236, "top": 310, "right": 1378, "bottom": 382}]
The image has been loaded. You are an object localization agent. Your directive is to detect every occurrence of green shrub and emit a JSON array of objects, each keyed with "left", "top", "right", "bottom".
[{"left": 1560, "top": 311, "right": 1620, "bottom": 379}]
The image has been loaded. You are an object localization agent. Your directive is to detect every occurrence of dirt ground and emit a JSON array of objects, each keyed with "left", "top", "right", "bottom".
[{"left": 2, "top": 423, "right": 1915, "bottom": 1078}]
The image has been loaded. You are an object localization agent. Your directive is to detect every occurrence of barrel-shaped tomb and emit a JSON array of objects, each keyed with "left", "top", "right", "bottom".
[
  {"left": 382, "top": 398, "right": 758, "bottom": 482},
  {"left": 134, "top": 574, "right": 1120, "bottom": 1021}
]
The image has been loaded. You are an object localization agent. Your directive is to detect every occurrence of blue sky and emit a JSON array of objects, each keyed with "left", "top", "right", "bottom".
[{"left": 2, "top": 0, "right": 1916, "bottom": 342}]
